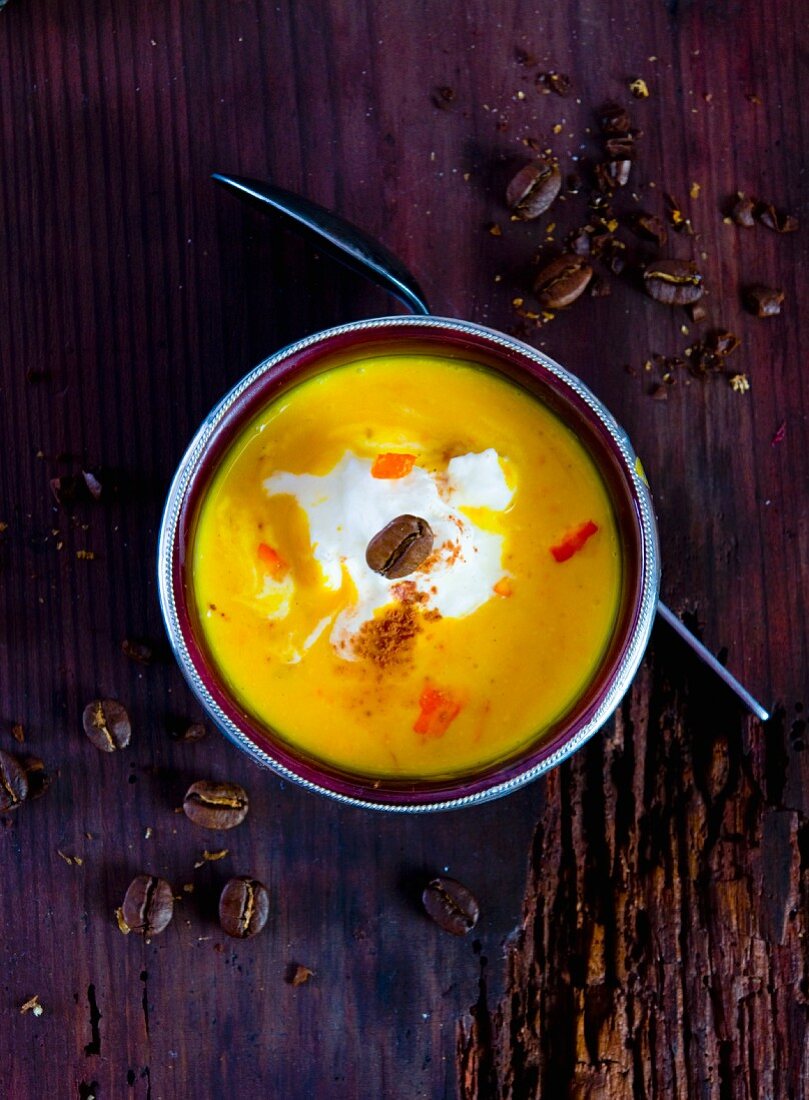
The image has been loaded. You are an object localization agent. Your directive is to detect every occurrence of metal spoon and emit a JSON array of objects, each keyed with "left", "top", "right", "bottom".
[{"left": 212, "top": 172, "right": 770, "bottom": 722}]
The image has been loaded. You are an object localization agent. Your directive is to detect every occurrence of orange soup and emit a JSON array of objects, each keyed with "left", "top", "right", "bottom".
[{"left": 191, "top": 354, "right": 621, "bottom": 779}]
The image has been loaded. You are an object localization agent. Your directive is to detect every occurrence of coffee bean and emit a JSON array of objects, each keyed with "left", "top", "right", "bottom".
[
  {"left": 730, "top": 193, "right": 756, "bottom": 228},
  {"left": 643, "top": 259, "right": 704, "bottom": 306},
  {"left": 422, "top": 876, "right": 480, "bottom": 936},
  {"left": 605, "top": 159, "right": 631, "bottom": 187},
  {"left": 366, "top": 515, "right": 434, "bottom": 579},
  {"left": 183, "top": 780, "right": 249, "bottom": 829},
  {"left": 0, "top": 749, "right": 28, "bottom": 812},
  {"left": 744, "top": 285, "right": 784, "bottom": 317},
  {"left": 598, "top": 103, "right": 631, "bottom": 135},
  {"left": 533, "top": 254, "right": 593, "bottom": 309},
  {"left": 121, "top": 875, "right": 174, "bottom": 936},
  {"left": 219, "top": 876, "right": 270, "bottom": 938},
  {"left": 630, "top": 213, "right": 668, "bottom": 248},
  {"left": 506, "top": 159, "right": 562, "bottom": 220},
  {"left": 604, "top": 135, "right": 636, "bottom": 160},
  {"left": 82, "top": 699, "right": 131, "bottom": 752},
  {"left": 19, "top": 755, "right": 53, "bottom": 800},
  {"left": 174, "top": 721, "right": 208, "bottom": 743},
  {"left": 755, "top": 202, "right": 798, "bottom": 234}
]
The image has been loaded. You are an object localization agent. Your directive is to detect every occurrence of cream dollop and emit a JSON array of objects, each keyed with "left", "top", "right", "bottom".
[{"left": 263, "top": 449, "right": 514, "bottom": 657}]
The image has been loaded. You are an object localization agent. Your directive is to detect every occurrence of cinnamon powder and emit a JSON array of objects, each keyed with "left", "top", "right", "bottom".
[{"left": 353, "top": 603, "right": 422, "bottom": 667}]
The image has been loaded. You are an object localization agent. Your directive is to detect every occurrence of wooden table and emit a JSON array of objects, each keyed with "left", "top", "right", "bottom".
[{"left": 1, "top": 3, "right": 806, "bottom": 1096}]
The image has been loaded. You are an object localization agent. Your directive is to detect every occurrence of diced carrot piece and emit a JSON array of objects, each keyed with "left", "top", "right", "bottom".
[
  {"left": 257, "top": 542, "right": 288, "bottom": 579},
  {"left": 413, "top": 683, "right": 463, "bottom": 738},
  {"left": 371, "top": 452, "right": 416, "bottom": 479},
  {"left": 493, "top": 577, "right": 513, "bottom": 597},
  {"left": 550, "top": 520, "right": 599, "bottom": 563}
]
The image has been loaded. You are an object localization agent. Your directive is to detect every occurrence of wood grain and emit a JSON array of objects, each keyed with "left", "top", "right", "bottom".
[{"left": 0, "top": 1, "right": 806, "bottom": 1097}]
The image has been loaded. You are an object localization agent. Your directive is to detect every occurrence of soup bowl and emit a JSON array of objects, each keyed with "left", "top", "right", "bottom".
[{"left": 158, "top": 315, "right": 660, "bottom": 811}]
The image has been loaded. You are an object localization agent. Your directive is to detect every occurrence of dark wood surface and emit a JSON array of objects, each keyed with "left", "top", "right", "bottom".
[{"left": 1, "top": 3, "right": 806, "bottom": 1097}]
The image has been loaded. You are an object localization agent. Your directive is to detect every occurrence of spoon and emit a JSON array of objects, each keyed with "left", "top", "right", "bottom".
[{"left": 212, "top": 172, "right": 770, "bottom": 723}]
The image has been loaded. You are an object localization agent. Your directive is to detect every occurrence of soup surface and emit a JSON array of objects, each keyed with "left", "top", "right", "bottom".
[{"left": 191, "top": 353, "right": 622, "bottom": 779}]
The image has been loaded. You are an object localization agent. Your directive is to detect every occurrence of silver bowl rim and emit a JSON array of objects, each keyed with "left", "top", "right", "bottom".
[{"left": 157, "top": 315, "right": 660, "bottom": 812}]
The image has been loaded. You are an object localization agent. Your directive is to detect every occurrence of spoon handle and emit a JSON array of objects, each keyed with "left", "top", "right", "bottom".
[
  {"left": 212, "top": 173, "right": 432, "bottom": 317},
  {"left": 656, "top": 601, "right": 769, "bottom": 721}
]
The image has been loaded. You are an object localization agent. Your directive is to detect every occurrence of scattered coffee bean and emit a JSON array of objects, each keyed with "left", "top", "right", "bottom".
[
  {"left": 744, "top": 284, "right": 784, "bottom": 317},
  {"left": 121, "top": 875, "right": 174, "bottom": 936},
  {"left": 604, "top": 135, "right": 636, "bottom": 160},
  {"left": 756, "top": 202, "right": 798, "bottom": 234},
  {"left": 537, "top": 71, "right": 571, "bottom": 97},
  {"left": 533, "top": 254, "right": 593, "bottom": 309},
  {"left": 687, "top": 301, "right": 708, "bottom": 324},
  {"left": 422, "top": 876, "right": 480, "bottom": 936},
  {"left": 19, "top": 755, "right": 53, "bottom": 800},
  {"left": 0, "top": 749, "right": 28, "bottom": 812},
  {"left": 643, "top": 259, "right": 704, "bottom": 306},
  {"left": 505, "top": 159, "right": 562, "bottom": 220},
  {"left": 82, "top": 699, "right": 131, "bottom": 752},
  {"left": 605, "top": 159, "right": 631, "bottom": 188},
  {"left": 219, "top": 876, "right": 270, "bottom": 938},
  {"left": 730, "top": 193, "right": 756, "bottom": 227},
  {"left": 183, "top": 780, "right": 249, "bottom": 829},
  {"left": 630, "top": 213, "right": 668, "bottom": 247},
  {"left": 122, "top": 638, "right": 154, "bottom": 665},
  {"left": 176, "top": 721, "right": 208, "bottom": 743},
  {"left": 598, "top": 103, "right": 631, "bottom": 135},
  {"left": 705, "top": 329, "right": 740, "bottom": 356},
  {"left": 366, "top": 515, "right": 434, "bottom": 579}
]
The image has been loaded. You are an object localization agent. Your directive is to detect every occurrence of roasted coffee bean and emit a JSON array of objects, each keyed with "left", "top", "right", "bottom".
[
  {"left": 505, "top": 159, "right": 562, "bottom": 220},
  {"left": 175, "top": 721, "right": 208, "bottom": 743},
  {"left": 121, "top": 875, "right": 174, "bottom": 936},
  {"left": 183, "top": 780, "right": 249, "bottom": 829},
  {"left": 537, "top": 70, "right": 572, "bottom": 97},
  {"left": 604, "top": 135, "right": 636, "bottom": 160},
  {"left": 705, "top": 329, "right": 740, "bottom": 357},
  {"left": 756, "top": 202, "right": 798, "bottom": 234},
  {"left": 605, "top": 159, "right": 631, "bottom": 187},
  {"left": 0, "top": 749, "right": 28, "bottom": 812},
  {"left": 19, "top": 755, "right": 53, "bottom": 800},
  {"left": 643, "top": 259, "right": 704, "bottom": 306},
  {"left": 81, "top": 469, "right": 103, "bottom": 500},
  {"left": 631, "top": 213, "right": 668, "bottom": 247},
  {"left": 366, "top": 515, "right": 434, "bottom": 579},
  {"left": 219, "top": 876, "right": 270, "bottom": 938},
  {"left": 598, "top": 103, "right": 631, "bottom": 135},
  {"left": 82, "top": 699, "right": 131, "bottom": 752},
  {"left": 744, "top": 285, "right": 784, "bottom": 317},
  {"left": 533, "top": 254, "right": 593, "bottom": 309},
  {"left": 422, "top": 877, "right": 480, "bottom": 936},
  {"left": 730, "top": 193, "right": 756, "bottom": 227}
]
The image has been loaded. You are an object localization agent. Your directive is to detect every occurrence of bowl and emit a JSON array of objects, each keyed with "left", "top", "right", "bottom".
[{"left": 158, "top": 316, "right": 660, "bottom": 811}]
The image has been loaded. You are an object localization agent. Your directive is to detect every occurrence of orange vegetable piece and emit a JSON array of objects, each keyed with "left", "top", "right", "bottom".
[
  {"left": 550, "top": 520, "right": 599, "bottom": 563},
  {"left": 493, "top": 577, "right": 513, "bottom": 597},
  {"left": 413, "top": 683, "right": 463, "bottom": 738},
  {"left": 257, "top": 542, "right": 288, "bottom": 579},
  {"left": 371, "top": 452, "right": 416, "bottom": 479}
]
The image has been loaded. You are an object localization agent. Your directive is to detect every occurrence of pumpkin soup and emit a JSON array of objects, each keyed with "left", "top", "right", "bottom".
[{"left": 191, "top": 354, "right": 622, "bottom": 779}]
